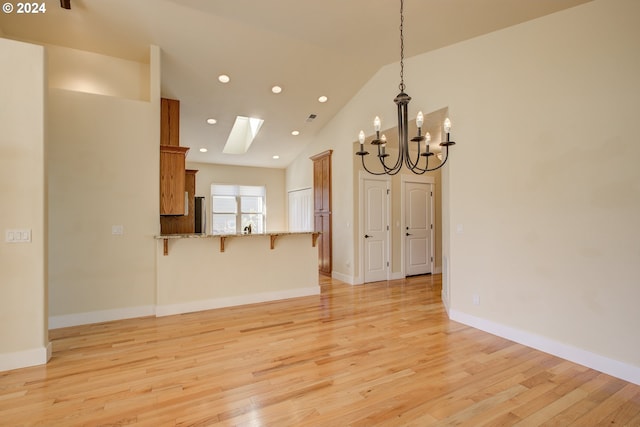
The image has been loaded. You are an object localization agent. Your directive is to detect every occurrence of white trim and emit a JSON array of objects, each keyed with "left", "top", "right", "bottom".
[
  {"left": 0, "top": 342, "right": 51, "bottom": 372},
  {"left": 450, "top": 309, "right": 640, "bottom": 386},
  {"left": 156, "top": 287, "right": 320, "bottom": 317},
  {"left": 49, "top": 305, "right": 156, "bottom": 329}
]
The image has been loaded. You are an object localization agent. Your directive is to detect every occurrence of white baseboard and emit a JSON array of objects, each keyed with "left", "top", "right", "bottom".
[
  {"left": 0, "top": 341, "right": 51, "bottom": 372},
  {"left": 331, "top": 270, "right": 355, "bottom": 285},
  {"left": 156, "top": 287, "right": 320, "bottom": 317},
  {"left": 49, "top": 305, "right": 156, "bottom": 329},
  {"left": 331, "top": 270, "right": 444, "bottom": 286},
  {"left": 450, "top": 309, "right": 640, "bottom": 386},
  {"left": 49, "top": 287, "right": 321, "bottom": 327}
]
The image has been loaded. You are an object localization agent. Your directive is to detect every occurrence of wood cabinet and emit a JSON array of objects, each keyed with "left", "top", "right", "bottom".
[
  {"left": 160, "top": 145, "right": 189, "bottom": 215},
  {"left": 310, "top": 150, "right": 332, "bottom": 275},
  {"left": 161, "top": 169, "right": 197, "bottom": 234},
  {"left": 161, "top": 98, "right": 180, "bottom": 147}
]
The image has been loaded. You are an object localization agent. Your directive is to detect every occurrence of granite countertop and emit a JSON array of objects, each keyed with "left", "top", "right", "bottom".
[{"left": 155, "top": 231, "right": 318, "bottom": 239}]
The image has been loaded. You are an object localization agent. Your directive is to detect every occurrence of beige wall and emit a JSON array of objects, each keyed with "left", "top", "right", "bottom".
[
  {"left": 156, "top": 234, "right": 318, "bottom": 315},
  {"left": 47, "top": 47, "right": 160, "bottom": 321},
  {"left": 47, "top": 45, "right": 150, "bottom": 101},
  {"left": 0, "top": 38, "right": 49, "bottom": 369},
  {"left": 188, "top": 162, "right": 287, "bottom": 232},
  {"left": 441, "top": 0, "right": 640, "bottom": 370},
  {"left": 289, "top": 0, "right": 640, "bottom": 380}
]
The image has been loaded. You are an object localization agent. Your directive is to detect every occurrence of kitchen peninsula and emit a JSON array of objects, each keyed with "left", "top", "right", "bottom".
[
  {"left": 156, "top": 97, "right": 319, "bottom": 316},
  {"left": 155, "top": 232, "right": 320, "bottom": 316}
]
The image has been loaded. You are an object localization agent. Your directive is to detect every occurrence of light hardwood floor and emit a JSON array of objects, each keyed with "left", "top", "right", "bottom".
[{"left": 1, "top": 274, "right": 639, "bottom": 426}]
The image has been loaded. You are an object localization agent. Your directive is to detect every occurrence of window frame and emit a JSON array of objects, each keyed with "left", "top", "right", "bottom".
[{"left": 211, "top": 184, "right": 266, "bottom": 234}]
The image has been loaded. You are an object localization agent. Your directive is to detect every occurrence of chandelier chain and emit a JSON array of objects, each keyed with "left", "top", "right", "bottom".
[{"left": 399, "top": 0, "right": 405, "bottom": 92}]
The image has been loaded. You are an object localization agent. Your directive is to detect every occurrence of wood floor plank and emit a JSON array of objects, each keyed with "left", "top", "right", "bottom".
[{"left": 0, "top": 274, "right": 638, "bottom": 426}]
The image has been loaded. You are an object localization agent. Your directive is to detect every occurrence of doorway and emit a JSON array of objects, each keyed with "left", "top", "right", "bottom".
[
  {"left": 402, "top": 176, "right": 434, "bottom": 277},
  {"left": 360, "top": 173, "right": 390, "bottom": 283}
]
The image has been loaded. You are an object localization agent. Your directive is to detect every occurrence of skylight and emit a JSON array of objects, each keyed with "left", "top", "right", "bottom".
[{"left": 223, "top": 116, "right": 264, "bottom": 154}]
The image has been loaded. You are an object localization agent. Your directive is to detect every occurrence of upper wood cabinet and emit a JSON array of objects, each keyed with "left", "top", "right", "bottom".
[
  {"left": 161, "top": 98, "right": 180, "bottom": 147},
  {"left": 161, "top": 169, "right": 197, "bottom": 233},
  {"left": 160, "top": 145, "right": 189, "bottom": 215}
]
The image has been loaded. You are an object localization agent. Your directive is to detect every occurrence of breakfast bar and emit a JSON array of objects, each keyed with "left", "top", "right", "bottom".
[{"left": 155, "top": 232, "right": 320, "bottom": 316}]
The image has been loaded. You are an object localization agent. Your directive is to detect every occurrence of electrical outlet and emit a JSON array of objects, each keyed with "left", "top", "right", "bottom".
[
  {"left": 472, "top": 294, "right": 480, "bottom": 305},
  {"left": 112, "top": 225, "right": 124, "bottom": 235}
]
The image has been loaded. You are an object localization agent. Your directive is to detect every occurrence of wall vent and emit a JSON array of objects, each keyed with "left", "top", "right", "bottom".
[{"left": 306, "top": 114, "right": 317, "bottom": 122}]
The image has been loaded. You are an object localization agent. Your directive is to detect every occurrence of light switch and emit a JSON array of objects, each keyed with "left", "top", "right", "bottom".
[
  {"left": 5, "top": 229, "right": 31, "bottom": 243},
  {"left": 112, "top": 225, "right": 124, "bottom": 235}
]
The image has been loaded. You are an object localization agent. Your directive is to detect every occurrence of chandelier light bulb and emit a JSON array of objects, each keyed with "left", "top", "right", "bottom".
[
  {"left": 381, "top": 134, "right": 387, "bottom": 144},
  {"left": 358, "top": 130, "right": 365, "bottom": 145},
  {"left": 444, "top": 118, "right": 452, "bottom": 133},
  {"left": 416, "top": 111, "right": 424, "bottom": 128},
  {"left": 374, "top": 116, "right": 381, "bottom": 132}
]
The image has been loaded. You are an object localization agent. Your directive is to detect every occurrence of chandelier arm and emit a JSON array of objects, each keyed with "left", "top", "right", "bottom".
[
  {"left": 376, "top": 140, "right": 403, "bottom": 175},
  {"left": 377, "top": 135, "right": 404, "bottom": 174},
  {"left": 428, "top": 148, "right": 452, "bottom": 172},
  {"left": 412, "top": 146, "right": 451, "bottom": 173},
  {"left": 361, "top": 155, "right": 391, "bottom": 176},
  {"left": 376, "top": 141, "right": 402, "bottom": 173},
  {"left": 378, "top": 153, "right": 403, "bottom": 175},
  {"left": 405, "top": 142, "right": 423, "bottom": 171}
]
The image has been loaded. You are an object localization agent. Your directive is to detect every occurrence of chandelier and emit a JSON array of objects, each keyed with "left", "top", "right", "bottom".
[{"left": 356, "top": 0, "right": 456, "bottom": 176}]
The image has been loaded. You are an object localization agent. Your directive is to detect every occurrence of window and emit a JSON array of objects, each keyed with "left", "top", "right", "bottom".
[{"left": 211, "top": 184, "right": 265, "bottom": 234}]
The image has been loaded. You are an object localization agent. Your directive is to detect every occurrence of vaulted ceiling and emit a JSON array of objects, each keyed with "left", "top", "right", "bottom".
[{"left": 0, "top": 0, "right": 591, "bottom": 167}]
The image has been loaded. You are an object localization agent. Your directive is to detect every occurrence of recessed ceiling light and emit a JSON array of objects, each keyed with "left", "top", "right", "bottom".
[
  {"left": 218, "top": 74, "right": 230, "bottom": 83},
  {"left": 291, "top": 130, "right": 300, "bottom": 136},
  {"left": 271, "top": 85, "right": 282, "bottom": 94},
  {"left": 199, "top": 148, "right": 208, "bottom": 153},
  {"left": 272, "top": 155, "right": 280, "bottom": 160},
  {"left": 318, "top": 95, "right": 328, "bottom": 103},
  {"left": 206, "top": 118, "right": 217, "bottom": 125}
]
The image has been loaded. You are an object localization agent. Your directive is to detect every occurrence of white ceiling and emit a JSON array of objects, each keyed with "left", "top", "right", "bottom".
[{"left": 0, "top": 0, "right": 591, "bottom": 168}]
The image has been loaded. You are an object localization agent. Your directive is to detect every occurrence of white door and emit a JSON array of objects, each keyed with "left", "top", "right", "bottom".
[
  {"left": 288, "top": 188, "right": 313, "bottom": 232},
  {"left": 363, "top": 178, "right": 389, "bottom": 283},
  {"left": 404, "top": 181, "right": 432, "bottom": 276}
]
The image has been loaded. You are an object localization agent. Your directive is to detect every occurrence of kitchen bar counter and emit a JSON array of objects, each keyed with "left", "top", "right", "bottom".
[
  {"left": 155, "top": 231, "right": 320, "bottom": 255},
  {"left": 155, "top": 231, "right": 320, "bottom": 316}
]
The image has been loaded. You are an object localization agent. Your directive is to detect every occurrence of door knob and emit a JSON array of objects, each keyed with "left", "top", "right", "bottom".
[
  {"left": 364, "top": 234, "right": 372, "bottom": 238},
  {"left": 406, "top": 233, "right": 412, "bottom": 236}
]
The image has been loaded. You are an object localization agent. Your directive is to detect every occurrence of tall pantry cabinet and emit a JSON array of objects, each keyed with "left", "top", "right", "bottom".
[{"left": 310, "top": 150, "right": 332, "bottom": 275}]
